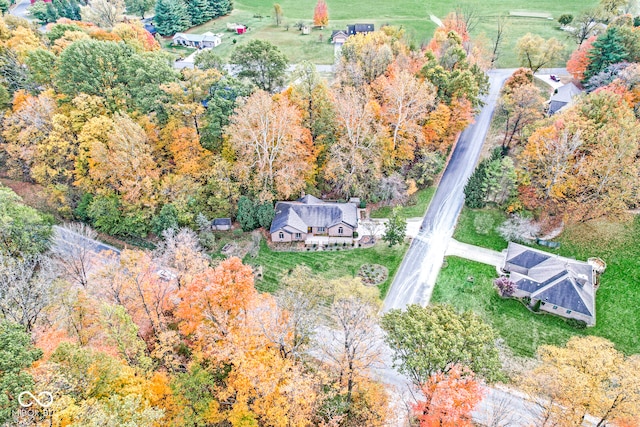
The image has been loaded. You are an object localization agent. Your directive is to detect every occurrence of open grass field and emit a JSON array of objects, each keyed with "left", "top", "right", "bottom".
[
  {"left": 370, "top": 187, "right": 435, "bottom": 219},
  {"left": 164, "top": 0, "right": 600, "bottom": 67},
  {"left": 244, "top": 240, "right": 407, "bottom": 296},
  {"left": 441, "top": 207, "right": 640, "bottom": 356}
]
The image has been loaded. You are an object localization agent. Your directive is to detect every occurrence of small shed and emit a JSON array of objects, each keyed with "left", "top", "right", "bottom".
[
  {"left": 212, "top": 218, "right": 232, "bottom": 231},
  {"left": 236, "top": 26, "right": 247, "bottom": 35}
]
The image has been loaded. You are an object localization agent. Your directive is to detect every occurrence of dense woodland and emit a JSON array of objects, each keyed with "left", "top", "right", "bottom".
[{"left": 1, "top": 1, "right": 640, "bottom": 425}]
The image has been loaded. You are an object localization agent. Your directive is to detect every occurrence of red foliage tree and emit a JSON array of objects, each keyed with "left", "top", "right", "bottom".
[
  {"left": 567, "top": 36, "right": 597, "bottom": 81},
  {"left": 313, "top": 0, "right": 329, "bottom": 27},
  {"left": 413, "top": 365, "right": 484, "bottom": 427}
]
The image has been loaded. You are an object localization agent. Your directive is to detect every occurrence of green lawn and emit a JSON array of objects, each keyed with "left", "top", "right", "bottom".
[
  {"left": 370, "top": 187, "right": 435, "bottom": 219},
  {"left": 166, "top": 0, "right": 599, "bottom": 67},
  {"left": 433, "top": 256, "right": 584, "bottom": 358},
  {"left": 244, "top": 240, "right": 407, "bottom": 297},
  {"left": 453, "top": 207, "right": 509, "bottom": 251},
  {"left": 445, "top": 207, "right": 640, "bottom": 356}
]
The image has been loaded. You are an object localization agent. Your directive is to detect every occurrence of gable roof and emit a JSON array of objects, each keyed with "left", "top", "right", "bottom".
[
  {"left": 504, "top": 242, "right": 595, "bottom": 318},
  {"left": 173, "top": 31, "right": 221, "bottom": 43},
  {"left": 212, "top": 218, "right": 232, "bottom": 226},
  {"left": 347, "top": 23, "right": 374, "bottom": 35},
  {"left": 549, "top": 82, "right": 582, "bottom": 114},
  {"left": 270, "top": 196, "right": 358, "bottom": 233}
]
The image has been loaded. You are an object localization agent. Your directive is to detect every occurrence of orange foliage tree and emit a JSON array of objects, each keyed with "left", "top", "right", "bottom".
[
  {"left": 413, "top": 365, "right": 484, "bottom": 427},
  {"left": 313, "top": 0, "right": 329, "bottom": 27},
  {"left": 567, "top": 36, "right": 597, "bottom": 81},
  {"left": 226, "top": 91, "right": 315, "bottom": 201}
]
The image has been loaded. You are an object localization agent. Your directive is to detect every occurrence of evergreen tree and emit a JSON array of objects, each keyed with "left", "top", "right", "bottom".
[
  {"left": 236, "top": 196, "right": 257, "bottom": 231},
  {"left": 209, "top": 0, "right": 231, "bottom": 17},
  {"left": 585, "top": 27, "right": 629, "bottom": 80},
  {"left": 186, "top": 0, "right": 214, "bottom": 25},
  {"left": 383, "top": 207, "right": 407, "bottom": 247},
  {"left": 255, "top": 202, "right": 275, "bottom": 229},
  {"left": 154, "top": 0, "right": 191, "bottom": 36}
]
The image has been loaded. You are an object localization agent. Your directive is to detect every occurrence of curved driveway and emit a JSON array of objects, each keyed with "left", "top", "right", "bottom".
[{"left": 383, "top": 69, "right": 513, "bottom": 312}]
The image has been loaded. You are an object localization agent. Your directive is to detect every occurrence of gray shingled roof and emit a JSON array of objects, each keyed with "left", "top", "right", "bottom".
[
  {"left": 548, "top": 83, "right": 582, "bottom": 115},
  {"left": 504, "top": 242, "right": 595, "bottom": 319},
  {"left": 270, "top": 196, "right": 358, "bottom": 233},
  {"left": 173, "top": 32, "right": 221, "bottom": 43}
]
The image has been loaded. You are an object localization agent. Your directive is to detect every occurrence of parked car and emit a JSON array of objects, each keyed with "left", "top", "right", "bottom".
[{"left": 550, "top": 75, "right": 560, "bottom": 82}]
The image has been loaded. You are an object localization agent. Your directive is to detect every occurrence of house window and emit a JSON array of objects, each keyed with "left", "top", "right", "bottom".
[
  {"left": 553, "top": 305, "right": 558, "bottom": 309},
  {"left": 318, "top": 227, "right": 325, "bottom": 232},
  {"left": 308, "top": 226, "right": 312, "bottom": 233},
  {"left": 566, "top": 310, "right": 572, "bottom": 314},
  {"left": 278, "top": 232, "right": 284, "bottom": 239},
  {"left": 295, "top": 233, "right": 301, "bottom": 240},
  {"left": 541, "top": 301, "right": 546, "bottom": 305},
  {"left": 338, "top": 227, "right": 344, "bottom": 235}
]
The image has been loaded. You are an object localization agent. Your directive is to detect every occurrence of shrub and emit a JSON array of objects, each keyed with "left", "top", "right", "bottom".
[
  {"left": 494, "top": 276, "right": 516, "bottom": 297},
  {"left": 474, "top": 212, "right": 495, "bottom": 235},
  {"left": 353, "top": 231, "right": 359, "bottom": 238},
  {"left": 566, "top": 318, "right": 587, "bottom": 329},
  {"left": 558, "top": 14, "right": 573, "bottom": 26},
  {"left": 532, "top": 299, "right": 542, "bottom": 312}
]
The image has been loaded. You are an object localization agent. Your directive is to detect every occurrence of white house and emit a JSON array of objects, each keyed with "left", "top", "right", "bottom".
[{"left": 172, "top": 32, "right": 222, "bottom": 49}]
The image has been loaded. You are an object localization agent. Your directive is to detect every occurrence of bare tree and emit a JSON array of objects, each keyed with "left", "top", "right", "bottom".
[
  {"left": 320, "top": 295, "right": 383, "bottom": 402},
  {"left": 361, "top": 220, "right": 384, "bottom": 243},
  {"left": 0, "top": 254, "right": 56, "bottom": 332},
  {"left": 490, "top": 15, "right": 508, "bottom": 68},
  {"left": 154, "top": 228, "right": 209, "bottom": 288},
  {"left": 572, "top": 9, "right": 603, "bottom": 45},
  {"left": 50, "top": 223, "right": 99, "bottom": 288},
  {"left": 482, "top": 393, "right": 518, "bottom": 427},
  {"left": 456, "top": 4, "right": 480, "bottom": 33}
]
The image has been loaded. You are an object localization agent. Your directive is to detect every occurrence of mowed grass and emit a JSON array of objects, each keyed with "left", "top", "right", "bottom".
[
  {"left": 179, "top": 0, "right": 600, "bottom": 67},
  {"left": 443, "top": 207, "right": 640, "bottom": 356},
  {"left": 244, "top": 241, "right": 407, "bottom": 297},
  {"left": 370, "top": 187, "right": 436, "bottom": 219},
  {"left": 432, "top": 256, "right": 583, "bottom": 358}
]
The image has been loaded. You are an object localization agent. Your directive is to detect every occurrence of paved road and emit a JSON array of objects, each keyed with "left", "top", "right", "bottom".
[
  {"left": 9, "top": 0, "right": 32, "bottom": 20},
  {"left": 383, "top": 69, "right": 514, "bottom": 312}
]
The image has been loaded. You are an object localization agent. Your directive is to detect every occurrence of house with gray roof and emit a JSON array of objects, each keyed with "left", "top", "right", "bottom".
[
  {"left": 548, "top": 82, "right": 582, "bottom": 115},
  {"left": 172, "top": 32, "right": 222, "bottom": 49},
  {"left": 502, "top": 242, "right": 596, "bottom": 326},
  {"left": 270, "top": 195, "right": 358, "bottom": 243}
]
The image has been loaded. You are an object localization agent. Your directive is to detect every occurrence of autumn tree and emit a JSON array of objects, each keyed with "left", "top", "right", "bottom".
[
  {"left": 226, "top": 90, "right": 314, "bottom": 200},
  {"left": 413, "top": 365, "right": 484, "bottom": 427},
  {"left": 521, "top": 336, "right": 640, "bottom": 427},
  {"left": 313, "top": 0, "right": 328, "bottom": 27},
  {"left": 516, "top": 33, "right": 564, "bottom": 73},
  {"left": 497, "top": 70, "right": 545, "bottom": 148},
  {"left": 373, "top": 66, "right": 436, "bottom": 166},
  {"left": 81, "top": 0, "right": 125, "bottom": 28},
  {"left": 325, "top": 86, "right": 383, "bottom": 198},
  {"left": 518, "top": 90, "right": 640, "bottom": 222},
  {"left": 153, "top": 227, "right": 209, "bottom": 288},
  {"left": 230, "top": 40, "right": 288, "bottom": 92},
  {"left": 567, "top": 36, "right": 597, "bottom": 81},
  {"left": 273, "top": 3, "right": 282, "bottom": 26},
  {"left": 381, "top": 303, "right": 501, "bottom": 387}
]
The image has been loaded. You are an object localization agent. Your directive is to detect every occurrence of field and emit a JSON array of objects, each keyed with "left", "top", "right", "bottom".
[
  {"left": 244, "top": 240, "right": 407, "bottom": 296},
  {"left": 436, "top": 207, "right": 640, "bottom": 356},
  {"left": 165, "top": 0, "right": 600, "bottom": 67}
]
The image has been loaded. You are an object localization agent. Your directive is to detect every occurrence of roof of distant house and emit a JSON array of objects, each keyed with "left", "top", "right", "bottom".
[
  {"left": 270, "top": 196, "right": 358, "bottom": 234},
  {"left": 548, "top": 82, "right": 582, "bottom": 114},
  {"left": 212, "top": 218, "right": 232, "bottom": 226},
  {"left": 504, "top": 242, "right": 595, "bottom": 317},
  {"left": 173, "top": 31, "right": 221, "bottom": 43}
]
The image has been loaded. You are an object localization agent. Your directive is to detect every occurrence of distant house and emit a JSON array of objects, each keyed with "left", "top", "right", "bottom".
[
  {"left": 331, "top": 30, "right": 349, "bottom": 44},
  {"left": 270, "top": 195, "right": 358, "bottom": 242},
  {"left": 212, "top": 218, "right": 232, "bottom": 231},
  {"left": 548, "top": 82, "right": 582, "bottom": 115},
  {"left": 502, "top": 242, "right": 596, "bottom": 326},
  {"left": 347, "top": 23, "right": 374, "bottom": 36},
  {"left": 143, "top": 23, "right": 157, "bottom": 36},
  {"left": 172, "top": 32, "right": 222, "bottom": 49}
]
